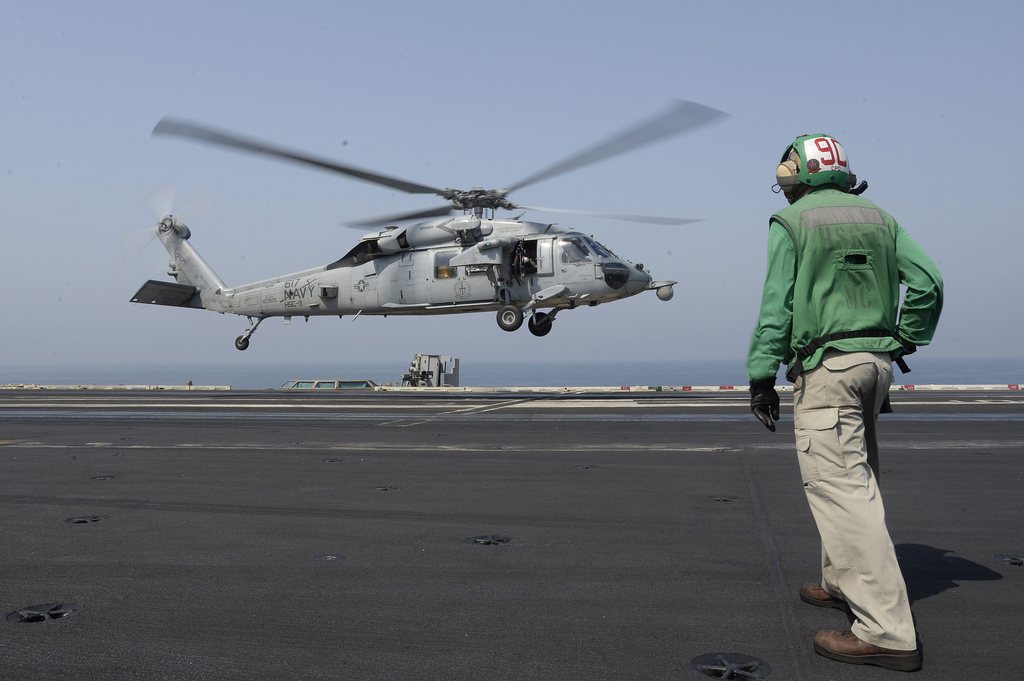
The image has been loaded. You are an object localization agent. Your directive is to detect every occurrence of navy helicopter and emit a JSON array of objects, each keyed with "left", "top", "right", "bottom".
[{"left": 132, "top": 101, "right": 725, "bottom": 350}]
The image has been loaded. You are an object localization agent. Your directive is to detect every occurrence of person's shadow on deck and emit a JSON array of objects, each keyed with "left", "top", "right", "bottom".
[{"left": 896, "top": 543, "right": 1003, "bottom": 604}]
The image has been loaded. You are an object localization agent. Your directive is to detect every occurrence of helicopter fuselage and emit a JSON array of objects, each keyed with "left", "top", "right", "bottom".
[
  {"left": 133, "top": 215, "right": 675, "bottom": 348},
  {"left": 233, "top": 219, "right": 655, "bottom": 316}
]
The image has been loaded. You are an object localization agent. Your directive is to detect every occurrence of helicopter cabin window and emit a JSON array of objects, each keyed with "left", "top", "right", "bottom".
[
  {"left": 559, "top": 236, "right": 592, "bottom": 264},
  {"left": 434, "top": 251, "right": 458, "bottom": 279}
]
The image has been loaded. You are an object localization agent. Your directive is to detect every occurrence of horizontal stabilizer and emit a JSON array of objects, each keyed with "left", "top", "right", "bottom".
[{"left": 131, "top": 280, "right": 204, "bottom": 309}]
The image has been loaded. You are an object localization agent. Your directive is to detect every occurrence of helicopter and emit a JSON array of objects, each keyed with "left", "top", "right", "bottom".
[{"left": 131, "top": 101, "right": 726, "bottom": 350}]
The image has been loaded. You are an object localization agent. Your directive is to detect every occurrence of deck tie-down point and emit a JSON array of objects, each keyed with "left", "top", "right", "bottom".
[{"left": 691, "top": 652, "right": 770, "bottom": 680}]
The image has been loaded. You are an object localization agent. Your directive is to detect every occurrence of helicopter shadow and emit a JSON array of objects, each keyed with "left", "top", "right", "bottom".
[{"left": 895, "top": 543, "right": 1003, "bottom": 604}]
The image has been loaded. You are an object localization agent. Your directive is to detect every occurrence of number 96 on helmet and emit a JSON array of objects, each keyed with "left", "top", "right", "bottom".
[{"left": 776, "top": 134, "right": 857, "bottom": 193}]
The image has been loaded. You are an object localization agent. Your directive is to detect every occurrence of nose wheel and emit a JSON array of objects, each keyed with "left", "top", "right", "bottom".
[
  {"left": 234, "top": 316, "right": 265, "bottom": 351},
  {"left": 528, "top": 311, "right": 553, "bottom": 337}
]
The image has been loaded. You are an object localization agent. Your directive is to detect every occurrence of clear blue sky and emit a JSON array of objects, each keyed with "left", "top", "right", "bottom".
[{"left": 2, "top": 1, "right": 1021, "bottom": 369}]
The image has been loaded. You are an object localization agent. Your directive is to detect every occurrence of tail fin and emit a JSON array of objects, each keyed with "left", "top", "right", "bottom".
[{"left": 131, "top": 217, "right": 228, "bottom": 311}]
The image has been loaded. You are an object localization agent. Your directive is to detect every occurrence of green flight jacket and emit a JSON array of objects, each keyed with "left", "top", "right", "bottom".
[{"left": 747, "top": 188, "right": 943, "bottom": 383}]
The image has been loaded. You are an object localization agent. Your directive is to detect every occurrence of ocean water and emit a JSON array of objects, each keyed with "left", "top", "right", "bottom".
[{"left": 2, "top": 356, "right": 1022, "bottom": 389}]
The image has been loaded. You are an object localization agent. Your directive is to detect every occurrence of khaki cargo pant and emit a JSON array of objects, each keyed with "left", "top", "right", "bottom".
[{"left": 793, "top": 350, "right": 916, "bottom": 651}]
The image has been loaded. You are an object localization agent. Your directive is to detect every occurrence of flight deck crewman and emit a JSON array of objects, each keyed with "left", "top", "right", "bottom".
[{"left": 746, "top": 134, "right": 943, "bottom": 672}]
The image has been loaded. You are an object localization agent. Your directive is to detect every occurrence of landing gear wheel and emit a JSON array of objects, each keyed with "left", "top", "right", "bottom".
[
  {"left": 234, "top": 317, "right": 265, "bottom": 351},
  {"left": 496, "top": 305, "right": 524, "bottom": 332},
  {"left": 528, "top": 312, "right": 553, "bottom": 337}
]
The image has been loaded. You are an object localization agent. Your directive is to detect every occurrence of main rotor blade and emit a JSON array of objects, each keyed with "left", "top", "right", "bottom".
[
  {"left": 344, "top": 205, "right": 454, "bottom": 229},
  {"left": 505, "top": 100, "right": 728, "bottom": 193},
  {"left": 517, "top": 205, "right": 700, "bottom": 225},
  {"left": 153, "top": 117, "right": 445, "bottom": 196}
]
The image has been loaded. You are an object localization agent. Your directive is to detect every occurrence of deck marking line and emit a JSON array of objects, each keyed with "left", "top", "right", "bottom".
[{"left": 742, "top": 451, "right": 810, "bottom": 681}]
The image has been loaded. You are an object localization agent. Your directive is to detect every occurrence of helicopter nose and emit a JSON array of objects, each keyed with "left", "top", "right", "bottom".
[
  {"left": 624, "top": 263, "right": 652, "bottom": 294},
  {"left": 601, "top": 261, "right": 651, "bottom": 294},
  {"left": 600, "top": 262, "right": 631, "bottom": 290}
]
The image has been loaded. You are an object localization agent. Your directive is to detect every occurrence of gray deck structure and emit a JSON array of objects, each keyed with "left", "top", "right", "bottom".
[{"left": 1, "top": 389, "right": 1020, "bottom": 680}]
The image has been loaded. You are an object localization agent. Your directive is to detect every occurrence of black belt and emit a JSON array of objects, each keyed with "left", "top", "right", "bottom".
[{"left": 786, "top": 329, "right": 910, "bottom": 382}]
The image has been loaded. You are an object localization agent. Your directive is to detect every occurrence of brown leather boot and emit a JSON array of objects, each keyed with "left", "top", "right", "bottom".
[
  {"left": 799, "top": 583, "right": 849, "bottom": 611},
  {"left": 814, "top": 629, "right": 922, "bottom": 671}
]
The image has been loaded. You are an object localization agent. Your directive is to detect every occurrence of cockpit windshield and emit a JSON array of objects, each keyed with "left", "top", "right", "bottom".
[{"left": 583, "top": 236, "right": 615, "bottom": 258}]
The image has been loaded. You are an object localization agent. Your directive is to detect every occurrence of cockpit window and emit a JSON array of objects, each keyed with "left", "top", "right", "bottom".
[
  {"left": 584, "top": 236, "right": 614, "bottom": 258},
  {"left": 559, "top": 236, "right": 592, "bottom": 263}
]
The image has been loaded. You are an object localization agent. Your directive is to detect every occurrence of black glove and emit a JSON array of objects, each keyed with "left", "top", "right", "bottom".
[
  {"left": 896, "top": 334, "right": 917, "bottom": 357},
  {"left": 893, "top": 336, "right": 916, "bottom": 373},
  {"left": 750, "top": 378, "right": 780, "bottom": 432}
]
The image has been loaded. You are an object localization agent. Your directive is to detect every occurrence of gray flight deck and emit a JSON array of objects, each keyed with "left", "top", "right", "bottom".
[{"left": 0, "top": 388, "right": 1021, "bottom": 680}]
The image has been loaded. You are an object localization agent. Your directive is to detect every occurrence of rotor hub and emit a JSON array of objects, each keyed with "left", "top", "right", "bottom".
[
  {"left": 441, "top": 188, "right": 516, "bottom": 212},
  {"left": 157, "top": 215, "right": 191, "bottom": 239}
]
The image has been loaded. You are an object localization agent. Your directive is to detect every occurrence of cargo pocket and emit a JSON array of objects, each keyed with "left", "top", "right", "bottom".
[{"left": 794, "top": 406, "right": 843, "bottom": 483}]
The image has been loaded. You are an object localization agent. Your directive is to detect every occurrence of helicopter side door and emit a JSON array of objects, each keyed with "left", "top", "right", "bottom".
[
  {"left": 377, "top": 250, "right": 427, "bottom": 307},
  {"left": 534, "top": 238, "right": 554, "bottom": 277}
]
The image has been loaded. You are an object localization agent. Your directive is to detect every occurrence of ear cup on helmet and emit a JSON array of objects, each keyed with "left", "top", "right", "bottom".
[
  {"left": 776, "top": 159, "right": 799, "bottom": 187},
  {"left": 775, "top": 149, "right": 807, "bottom": 203}
]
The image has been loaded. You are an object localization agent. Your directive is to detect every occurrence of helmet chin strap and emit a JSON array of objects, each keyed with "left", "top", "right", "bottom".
[{"left": 848, "top": 179, "right": 869, "bottom": 195}]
